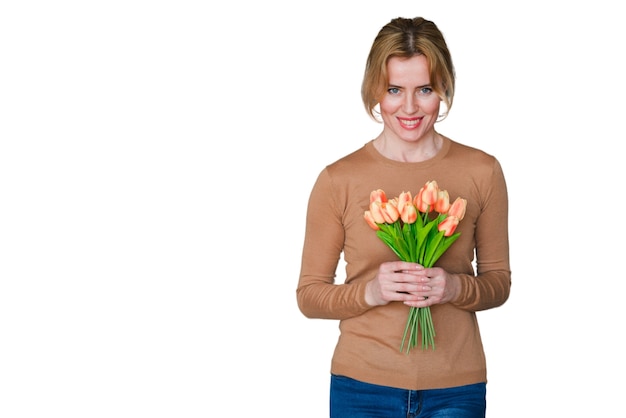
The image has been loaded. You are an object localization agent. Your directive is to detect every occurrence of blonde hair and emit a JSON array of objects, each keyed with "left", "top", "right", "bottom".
[{"left": 361, "top": 17, "right": 455, "bottom": 122}]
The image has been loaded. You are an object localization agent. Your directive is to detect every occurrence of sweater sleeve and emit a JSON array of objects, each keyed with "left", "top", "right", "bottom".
[
  {"left": 452, "top": 158, "right": 511, "bottom": 311},
  {"left": 296, "top": 168, "right": 374, "bottom": 320}
]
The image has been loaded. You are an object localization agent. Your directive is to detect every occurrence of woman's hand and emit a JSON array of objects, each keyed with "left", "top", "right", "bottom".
[{"left": 365, "top": 261, "right": 461, "bottom": 308}]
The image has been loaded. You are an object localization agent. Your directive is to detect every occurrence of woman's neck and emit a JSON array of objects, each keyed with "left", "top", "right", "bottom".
[{"left": 374, "top": 130, "right": 442, "bottom": 162}]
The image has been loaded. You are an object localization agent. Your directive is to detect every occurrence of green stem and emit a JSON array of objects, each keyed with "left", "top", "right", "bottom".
[{"left": 399, "top": 306, "right": 435, "bottom": 353}]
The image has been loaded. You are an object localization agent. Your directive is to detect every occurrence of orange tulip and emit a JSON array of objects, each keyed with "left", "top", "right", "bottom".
[
  {"left": 397, "top": 192, "right": 416, "bottom": 224},
  {"left": 397, "top": 191, "right": 412, "bottom": 208},
  {"left": 370, "top": 189, "right": 387, "bottom": 204},
  {"left": 381, "top": 201, "right": 400, "bottom": 223},
  {"left": 364, "top": 211, "right": 380, "bottom": 230},
  {"left": 400, "top": 201, "right": 418, "bottom": 224},
  {"left": 369, "top": 201, "right": 387, "bottom": 224},
  {"left": 414, "top": 181, "right": 439, "bottom": 213},
  {"left": 448, "top": 197, "right": 467, "bottom": 220},
  {"left": 438, "top": 216, "right": 459, "bottom": 237},
  {"left": 434, "top": 190, "right": 450, "bottom": 214},
  {"left": 414, "top": 193, "right": 427, "bottom": 213},
  {"left": 421, "top": 181, "right": 439, "bottom": 205},
  {"left": 369, "top": 201, "right": 400, "bottom": 224}
]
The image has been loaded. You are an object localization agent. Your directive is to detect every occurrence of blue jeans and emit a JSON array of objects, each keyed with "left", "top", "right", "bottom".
[{"left": 330, "top": 374, "right": 486, "bottom": 418}]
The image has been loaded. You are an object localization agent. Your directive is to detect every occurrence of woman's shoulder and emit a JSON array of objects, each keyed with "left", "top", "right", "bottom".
[
  {"left": 443, "top": 136, "right": 505, "bottom": 186},
  {"left": 446, "top": 137, "right": 494, "bottom": 158},
  {"left": 444, "top": 136, "right": 502, "bottom": 167},
  {"left": 325, "top": 141, "right": 375, "bottom": 171}
]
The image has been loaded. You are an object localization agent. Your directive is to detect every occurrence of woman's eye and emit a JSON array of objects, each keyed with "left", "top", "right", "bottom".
[
  {"left": 419, "top": 87, "right": 433, "bottom": 95},
  {"left": 388, "top": 87, "right": 400, "bottom": 95}
]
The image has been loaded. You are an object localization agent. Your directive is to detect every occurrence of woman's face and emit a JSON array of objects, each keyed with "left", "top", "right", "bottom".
[{"left": 379, "top": 55, "right": 441, "bottom": 143}]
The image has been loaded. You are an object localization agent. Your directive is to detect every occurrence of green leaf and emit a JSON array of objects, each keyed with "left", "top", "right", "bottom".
[
  {"left": 402, "top": 223, "right": 418, "bottom": 262},
  {"left": 423, "top": 230, "right": 444, "bottom": 267},
  {"left": 393, "top": 222, "right": 411, "bottom": 260},
  {"left": 428, "top": 233, "right": 461, "bottom": 267},
  {"left": 415, "top": 220, "right": 435, "bottom": 264}
]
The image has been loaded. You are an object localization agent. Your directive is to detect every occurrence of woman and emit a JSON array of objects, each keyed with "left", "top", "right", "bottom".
[{"left": 296, "top": 17, "right": 511, "bottom": 417}]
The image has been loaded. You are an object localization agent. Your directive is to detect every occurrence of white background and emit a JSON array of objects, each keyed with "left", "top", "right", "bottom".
[{"left": 1, "top": 1, "right": 624, "bottom": 416}]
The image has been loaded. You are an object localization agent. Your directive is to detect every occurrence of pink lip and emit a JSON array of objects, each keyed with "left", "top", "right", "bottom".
[{"left": 397, "top": 117, "right": 422, "bottom": 130}]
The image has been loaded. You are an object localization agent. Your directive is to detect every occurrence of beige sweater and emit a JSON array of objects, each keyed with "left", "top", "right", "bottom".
[{"left": 296, "top": 137, "right": 511, "bottom": 390}]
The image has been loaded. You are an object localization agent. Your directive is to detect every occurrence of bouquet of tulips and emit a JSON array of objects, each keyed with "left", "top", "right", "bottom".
[{"left": 364, "top": 181, "right": 467, "bottom": 353}]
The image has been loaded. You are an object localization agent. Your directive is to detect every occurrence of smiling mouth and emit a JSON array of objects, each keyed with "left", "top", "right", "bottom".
[{"left": 399, "top": 118, "right": 421, "bottom": 128}]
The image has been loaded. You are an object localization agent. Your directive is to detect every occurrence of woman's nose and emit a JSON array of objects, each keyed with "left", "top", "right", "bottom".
[{"left": 402, "top": 95, "right": 418, "bottom": 113}]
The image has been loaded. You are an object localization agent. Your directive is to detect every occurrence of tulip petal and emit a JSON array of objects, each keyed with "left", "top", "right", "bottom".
[
  {"left": 448, "top": 197, "right": 467, "bottom": 220},
  {"left": 363, "top": 211, "right": 380, "bottom": 230}
]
